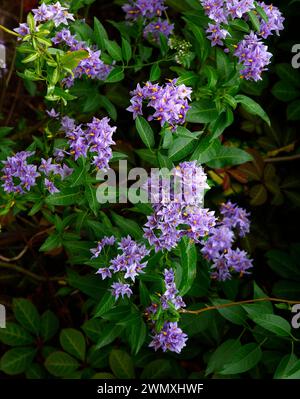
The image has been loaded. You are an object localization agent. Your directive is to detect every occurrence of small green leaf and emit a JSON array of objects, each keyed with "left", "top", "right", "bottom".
[
  {"left": 46, "top": 187, "right": 81, "bottom": 206},
  {"left": 0, "top": 323, "right": 34, "bottom": 346},
  {"left": 186, "top": 100, "right": 219, "bottom": 123},
  {"left": 140, "top": 359, "right": 172, "bottom": 379},
  {"left": 206, "top": 339, "right": 241, "bottom": 375},
  {"left": 109, "top": 349, "right": 135, "bottom": 379},
  {"left": 0, "top": 348, "right": 36, "bottom": 375},
  {"left": 136, "top": 116, "right": 155, "bottom": 148},
  {"left": 111, "top": 212, "right": 143, "bottom": 240},
  {"left": 45, "top": 351, "right": 79, "bottom": 377},
  {"left": 220, "top": 343, "right": 262, "bottom": 375},
  {"left": 168, "top": 137, "right": 196, "bottom": 161},
  {"left": 40, "top": 311, "right": 59, "bottom": 342},
  {"left": 96, "top": 323, "right": 123, "bottom": 349},
  {"left": 251, "top": 314, "right": 292, "bottom": 337},
  {"left": 104, "top": 39, "right": 123, "bottom": 61},
  {"left": 248, "top": 10, "right": 261, "bottom": 32},
  {"left": 13, "top": 299, "right": 40, "bottom": 336},
  {"left": 60, "top": 50, "right": 89, "bottom": 70},
  {"left": 179, "top": 237, "right": 197, "bottom": 296},
  {"left": 93, "top": 17, "right": 108, "bottom": 50},
  {"left": 122, "top": 37, "right": 132, "bottom": 63},
  {"left": 60, "top": 329, "right": 86, "bottom": 361},
  {"left": 105, "top": 67, "right": 125, "bottom": 83},
  {"left": 235, "top": 94, "right": 271, "bottom": 125},
  {"left": 149, "top": 63, "right": 161, "bottom": 81}
]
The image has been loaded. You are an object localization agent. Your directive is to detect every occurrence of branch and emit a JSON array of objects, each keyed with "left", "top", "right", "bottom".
[
  {"left": 180, "top": 297, "right": 300, "bottom": 315},
  {"left": 0, "top": 261, "right": 63, "bottom": 282},
  {"left": 264, "top": 154, "right": 300, "bottom": 163}
]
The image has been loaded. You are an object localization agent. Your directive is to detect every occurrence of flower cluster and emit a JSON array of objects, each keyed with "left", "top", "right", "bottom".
[
  {"left": 1, "top": 151, "right": 73, "bottom": 195},
  {"left": 201, "top": 201, "right": 252, "bottom": 281},
  {"left": 60, "top": 116, "right": 116, "bottom": 170},
  {"left": 92, "top": 236, "right": 150, "bottom": 299},
  {"left": 144, "top": 161, "right": 215, "bottom": 251},
  {"left": 52, "top": 29, "right": 112, "bottom": 87},
  {"left": 146, "top": 269, "right": 187, "bottom": 353},
  {"left": 149, "top": 322, "right": 188, "bottom": 353},
  {"left": 168, "top": 37, "right": 193, "bottom": 68},
  {"left": 127, "top": 79, "right": 192, "bottom": 128},
  {"left": 1, "top": 151, "right": 39, "bottom": 194},
  {"left": 234, "top": 32, "right": 272, "bottom": 81},
  {"left": 14, "top": 1, "right": 74, "bottom": 36},
  {"left": 200, "top": 1, "right": 284, "bottom": 81},
  {"left": 122, "top": 0, "right": 174, "bottom": 41}
]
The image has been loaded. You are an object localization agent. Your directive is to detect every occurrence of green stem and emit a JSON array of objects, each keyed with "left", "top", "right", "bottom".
[{"left": 0, "top": 24, "right": 20, "bottom": 37}]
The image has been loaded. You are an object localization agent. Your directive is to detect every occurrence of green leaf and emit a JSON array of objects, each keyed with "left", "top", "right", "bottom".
[
  {"left": 111, "top": 212, "right": 143, "bottom": 240},
  {"left": 168, "top": 137, "right": 196, "bottom": 161},
  {"left": 104, "top": 39, "right": 123, "bottom": 61},
  {"left": 105, "top": 67, "right": 125, "bottom": 83},
  {"left": 216, "top": 48, "right": 233, "bottom": 81},
  {"left": 94, "top": 292, "right": 116, "bottom": 318},
  {"left": 109, "top": 349, "right": 135, "bottom": 379},
  {"left": 220, "top": 343, "right": 262, "bottom": 375},
  {"left": 60, "top": 50, "right": 89, "bottom": 70},
  {"left": 206, "top": 146, "right": 253, "bottom": 168},
  {"left": 128, "top": 316, "right": 147, "bottom": 355},
  {"left": 45, "top": 351, "right": 79, "bottom": 377},
  {"left": 235, "top": 95, "right": 271, "bottom": 125},
  {"left": 0, "top": 348, "right": 36, "bottom": 375},
  {"left": 275, "top": 63, "right": 300, "bottom": 88},
  {"left": 149, "top": 63, "right": 161, "bottom": 81},
  {"left": 60, "top": 329, "right": 86, "bottom": 361},
  {"left": 96, "top": 323, "right": 123, "bottom": 349},
  {"left": 121, "top": 37, "right": 132, "bottom": 63},
  {"left": 274, "top": 354, "right": 298, "bottom": 379},
  {"left": 40, "top": 311, "right": 59, "bottom": 342},
  {"left": 140, "top": 359, "right": 172, "bottom": 379},
  {"left": 46, "top": 187, "right": 81, "bottom": 206},
  {"left": 186, "top": 100, "right": 219, "bottom": 124},
  {"left": 25, "top": 363, "right": 46, "bottom": 379},
  {"left": 251, "top": 314, "right": 291, "bottom": 337},
  {"left": 85, "top": 185, "right": 99, "bottom": 216},
  {"left": 135, "top": 149, "right": 158, "bottom": 166},
  {"left": 0, "top": 322, "right": 34, "bottom": 346},
  {"left": 39, "top": 234, "right": 62, "bottom": 252},
  {"left": 211, "top": 299, "right": 247, "bottom": 325},
  {"left": 272, "top": 81, "right": 300, "bottom": 102},
  {"left": 135, "top": 116, "right": 155, "bottom": 148},
  {"left": 247, "top": 10, "right": 261, "bottom": 32},
  {"left": 13, "top": 299, "right": 40, "bottom": 336},
  {"left": 179, "top": 237, "right": 197, "bottom": 295},
  {"left": 206, "top": 339, "right": 241, "bottom": 375},
  {"left": 287, "top": 100, "right": 300, "bottom": 121},
  {"left": 93, "top": 17, "right": 108, "bottom": 50}
]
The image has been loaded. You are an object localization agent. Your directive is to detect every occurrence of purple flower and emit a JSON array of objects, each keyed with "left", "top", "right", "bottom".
[
  {"left": 32, "top": 3, "right": 50, "bottom": 22},
  {"left": 220, "top": 201, "right": 250, "bottom": 237},
  {"left": 234, "top": 32, "right": 272, "bottom": 81},
  {"left": 149, "top": 322, "right": 188, "bottom": 353},
  {"left": 123, "top": 0, "right": 166, "bottom": 20},
  {"left": 143, "top": 19, "right": 174, "bottom": 42},
  {"left": 44, "top": 178, "right": 59, "bottom": 194},
  {"left": 46, "top": 108, "right": 60, "bottom": 119},
  {"left": 257, "top": 2, "right": 284, "bottom": 38},
  {"left": 91, "top": 236, "right": 116, "bottom": 258},
  {"left": 111, "top": 282, "right": 133, "bottom": 299},
  {"left": 225, "top": 248, "right": 253, "bottom": 274},
  {"left": 96, "top": 268, "right": 112, "bottom": 280},
  {"left": 73, "top": 49, "right": 112, "bottom": 83},
  {"left": 206, "top": 23, "right": 229, "bottom": 47},
  {"left": 48, "top": 2, "right": 75, "bottom": 27},
  {"left": 127, "top": 80, "right": 192, "bottom": 128},
  {"left": 13, "top": 23, "right": 30, "bottom": 38},
  {"left": 161, "top": 268, "right": 185, "bottom": 310},
  {"left": 226, "top": 0, "right": 255, "bottom": 19},
  {"left": 1, "top": 151, "right": 39, "bottom": 194},
  {"left": 201, "top": 225, "right": 234, "bottom": 260},
  {"left": 201, "top": 0, "right": 228, "bottom": 24},
  {"left": 211, "top": 255, "right": 232, "bottom": 281}
]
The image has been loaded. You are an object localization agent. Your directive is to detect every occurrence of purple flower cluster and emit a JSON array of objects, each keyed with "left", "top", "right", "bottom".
[
  {"left": 1, "top": 151, "right": 73, "bottom": 195},
  {"left": 161, "top": 269, "right": 185, "bottom": 310},
  {"left": 234, "top": 32, "right": 272, "bottom": 81},
  {"left": 127, "top": 79, "right": 192, "bottom": 128},
  {"left": 39, "top": 157, "right": 73, "bottom": 194},
  {"left": 257, "top": 2, "right": 284, "bottom": 39},
  {"left": 61, "top": 116, "right": 116, "bottom": 169},
  {"left": 201, "top": 201, "right": 252, "bottom": 281},
  {"left": 52, "top": 29, "right": 112, "bottom": 87},
  {"left": 92, "top": 235, "right": 150, "bottom": 299},
  {"left": 14, "top": 23, "right": 30, "bottom": 38},
  {"left": 200, "top": 1, "right": 284, "bottom": 81},
  {"left": 149, "top": 322, "right": 188, "bottom": 353},
  {"left": 1, "top": 151, "right": 39, "bottom": 194},
  {"left": 144, "top": 162, "right": 215, "bottom": 251},
  {"left": 32, "top": 2, "right": 74, "bottom": 27},
  {"left": 123, "top": 0, "right": 173, "bottom": 41}
]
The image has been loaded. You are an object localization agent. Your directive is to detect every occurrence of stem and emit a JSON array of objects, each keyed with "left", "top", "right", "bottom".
[
  {"left": 0, "top": 24, "right": 20, "bottom": 37},
  {"left": 180, "top": 297, "right": 300, "bottom": 315},
  {"left": 264, "top": 154, "right": 300, "bottom": 163},
  {"left": 0, "top": 261, "right": 63, "bottom": 282}
]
